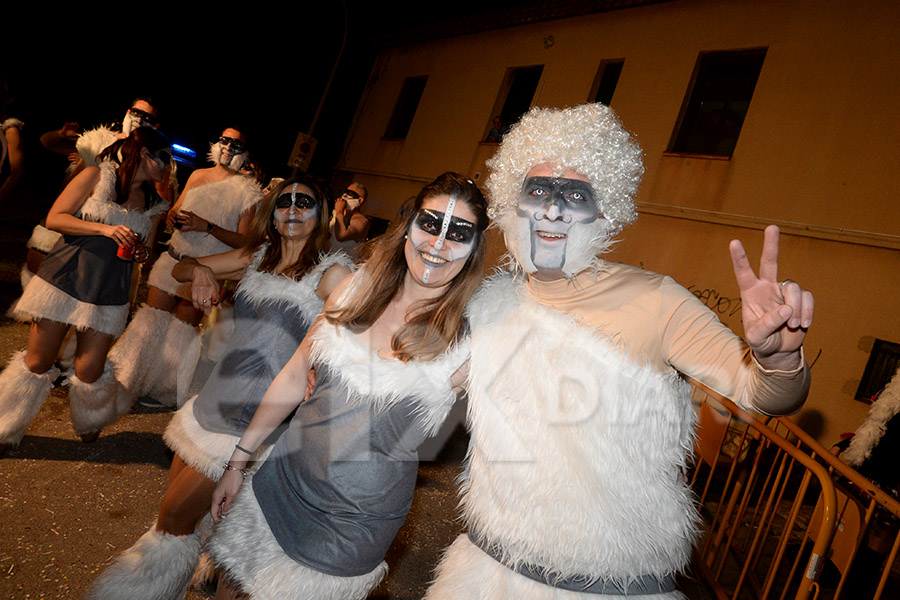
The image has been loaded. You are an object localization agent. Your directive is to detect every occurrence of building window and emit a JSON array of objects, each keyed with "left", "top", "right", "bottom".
[
  {"left": 383, "top": 76, "right": 428, "bottom": 140},
  {"left": 484, "top": 65, "right": 544, "bottom": 142},
  {"left": 857, "top": 339, "right": 900, "bottom": 403},
  {"left": 590, "top": 59, "right": 624, "bottom": 106},
  {"left": 668, "top": 48, "right": 767, "bottom": 157}
]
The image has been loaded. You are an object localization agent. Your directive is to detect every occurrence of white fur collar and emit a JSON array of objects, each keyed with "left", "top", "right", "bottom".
[
  {"left": 76, "top": 161, "right": 166, "bottom": 241},
  {"left": 309, "top": 318, "right": 469, "bottom": 436},
  {"left": 76, "top": 125, "right": 117, "bottom": 167},
  {"left": 236, "top": 247, "right": 355, "bottom": 325},
  {"left": 843, "top": 365, "right": 900, "bottom": 466}
]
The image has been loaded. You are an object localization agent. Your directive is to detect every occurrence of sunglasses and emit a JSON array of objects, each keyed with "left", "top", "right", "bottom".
[
  {"left": 218, "top": 136, "right": 247, "bottom": 153},
  {"left": 275, "top": 192, "right": 317, "bottom": 210},
  {"left": 341, "top": 188, "right": 360, "bottom": 200},
  {"left": 128, "top": 107, "right": 158, "bottom": 126}
]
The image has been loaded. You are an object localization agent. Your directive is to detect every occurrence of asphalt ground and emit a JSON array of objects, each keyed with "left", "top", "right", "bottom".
[{"left": 0, "top": 212, "right": 470, "bottom": 599}]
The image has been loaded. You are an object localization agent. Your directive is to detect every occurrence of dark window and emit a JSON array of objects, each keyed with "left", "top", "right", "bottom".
[
  {"left": 591, "top": 59, "right": 624, "bottom": 106},
  {"left": 484, "top": 65, "right": 544, "bottom": 141},
  {"left": 384, "top": 76, "right": 427, "bottom": 140},
  {"left": 856, "top": 339, "right": 900, "bottom": 403},
  {"left": 668, "top": 48, "right": 767, "bottom": 157}
]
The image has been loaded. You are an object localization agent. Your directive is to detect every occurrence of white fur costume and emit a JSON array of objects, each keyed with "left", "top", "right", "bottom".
[{"left": 112, "top": 174, "right": 262, "bottom": 408}]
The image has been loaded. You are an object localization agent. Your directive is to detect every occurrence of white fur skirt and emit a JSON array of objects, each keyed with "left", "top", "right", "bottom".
[
  {"left": 146, "top": 252, "right": 191, "bottom": 299},
  {"left": 208, "top": 479, "right": 388, "bottom": 600},
  {"left": 26, "top": 224, "right": 62, "bottom": 253},
  {"left": 425, "top": 535, "right": 685, "bottom": 600},
  {"left": 13, "top": 276, "right": 128, "bottom": 337},
  {"left": 163, "top": 396, "right": 273, "bottom": 482}
]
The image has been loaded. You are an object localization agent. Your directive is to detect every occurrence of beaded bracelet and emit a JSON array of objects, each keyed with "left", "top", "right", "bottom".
[{"left": 223, "top": 463, "right": 249, "bottom": 479}]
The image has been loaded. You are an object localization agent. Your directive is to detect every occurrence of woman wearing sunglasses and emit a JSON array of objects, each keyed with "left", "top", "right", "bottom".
[
  {"left": 86, "top": 176, "right": 353, "bottom": 599},
  {"left": 207, "top": 172, "right": 488, "bottom": 600},
  {"left": 109, "top": 127, "right": 263, "bottom": 411},
  {"left": 0, "top": 127, "right": 171, "bottom": 451}
]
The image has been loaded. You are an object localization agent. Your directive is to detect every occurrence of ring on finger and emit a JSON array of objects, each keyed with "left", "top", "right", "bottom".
[{"left": 778, "top": 279, "right": 795, "bottom": 289}]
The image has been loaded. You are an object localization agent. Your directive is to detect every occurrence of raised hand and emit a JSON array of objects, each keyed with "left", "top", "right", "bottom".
[{"left": 729, "top": 225, "right": 814, "bottom": 369}]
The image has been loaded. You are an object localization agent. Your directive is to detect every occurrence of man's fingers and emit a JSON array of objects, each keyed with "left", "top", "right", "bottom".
[
  {"left": 800, "top": 290, "right": 814, "bottom": 329},
  {"left": 729, "top": 239, "right": 759, "bottom": 291},
  {"left": 758, "top": 225, "right": 780, "bottom": 282},
  {"left": 781, "top": 281, "right": 803, "bottom": 328}
]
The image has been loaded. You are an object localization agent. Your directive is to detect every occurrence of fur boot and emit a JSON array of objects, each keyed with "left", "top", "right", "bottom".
[
  {"left": 85, "top": 522, "right": 201, "bottom": 600},
  {"left": 190, "top": 514, "right": 216, "bottom": 590},
  {"left": 143, "top": 316, "right": 202, "bottom": 409},
  {"left": 0, "top": 351, "right": 58, "bottom": 446},
  {"left": 108, "top": 304, "right": 175, "bottom": 411},
  {"left": 68, "top": 363, "right": 122, "bottom": 438}
]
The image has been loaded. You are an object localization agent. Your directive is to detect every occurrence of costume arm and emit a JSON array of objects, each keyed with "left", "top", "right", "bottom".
[
  {"left": 315, "top": 265, "right": 352, "bottom": 301},
  {"left": 660, "top": 278, "right": 809, "bottom": 416},
  {"left": 334, "top": 198, "right": 370, "bottom": 242},
  {"left": 173, "top": 248, "right": 254, "bottom": 314},
  {"left": 45, "top": 167, "right": 138, "bottom": 249},
  {"left": 39, "top": 123, "right": 79, "bottom": 156},
  {"left": 0, "top": 125, "right": 24, "bottom": 203},
  {"left": 177, "top": 199, "right": 257, "bottom": 248}
]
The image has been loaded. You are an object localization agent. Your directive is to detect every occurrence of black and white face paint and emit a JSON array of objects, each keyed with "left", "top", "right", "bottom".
[
  {"left": 273, "top": 183, "right": 319, "bottom": 238},
  {"left": 122, "top": 107, "right": 157, "bottom": 135},
  {"left": 514, "top": 176, "right": 605, "bottom": 276},
  {"left": 209, "top": 136, "right": 248, "bottom": 171},
  {"left": 341, "top": 188, "right": 362, "bottom": 211},
  {"left": 408, "top": 198, "right": 477, "bottom": 284}
]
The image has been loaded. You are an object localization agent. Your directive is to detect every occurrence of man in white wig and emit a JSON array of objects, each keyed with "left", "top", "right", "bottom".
[{"left": 425, "top": 103, "right": 815, "bottom": 599}]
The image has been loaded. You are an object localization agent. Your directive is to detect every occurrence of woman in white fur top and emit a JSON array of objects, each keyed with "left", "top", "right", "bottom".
[
  {"left": 207, "top": 172, "right": 488, "bottom": 600},
  {"left": 85, "top": 176, "right": 354, "bottom": 600},
  {"left": 0, "top": 127, "right": 170, "bottom": 451}
]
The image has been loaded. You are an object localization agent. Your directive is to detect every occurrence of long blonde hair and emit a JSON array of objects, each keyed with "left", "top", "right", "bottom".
[
  {"left": 242, "top": 176, "right": 332, "bottom": 279},
  {"left": 326, "top": 172, "right": 488, "bottom": 361}
]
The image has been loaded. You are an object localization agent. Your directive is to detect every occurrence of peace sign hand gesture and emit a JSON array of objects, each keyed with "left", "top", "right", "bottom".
[{"left": 729, "top": 225, "right": 814, "bottom": 370}]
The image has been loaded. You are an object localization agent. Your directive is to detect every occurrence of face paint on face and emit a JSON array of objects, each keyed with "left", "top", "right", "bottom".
[
  {"left": 407, "top": 199, "right": 477, "bottom": 284},
  {"left": 209, "top": 134, "right": 248, "bottom": 171},
  {"left": 273, "top": 183, "right": 320, "bottom": 238},
  {"left": 341, "top": 188, "right": 362, "bottom": 211},
  {"left": 122, "top": 106, "right": 158, "bottom": 134},
  {"left": 515, "top": 176, "right": 600, "bottom": 275}
]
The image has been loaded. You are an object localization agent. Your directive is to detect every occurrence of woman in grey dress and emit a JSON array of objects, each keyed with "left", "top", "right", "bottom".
[
  {"left": 0, "top": 127, "right": 169, "bottom": 451},
  {"left": 207, "top": 172, "right": 488, "bottom": 600},
  {"left": 85, "top": 177, "right": 353, "bottom": 600}
]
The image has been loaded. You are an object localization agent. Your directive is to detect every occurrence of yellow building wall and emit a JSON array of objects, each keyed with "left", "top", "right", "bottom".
[{"left": 339, "top": 0, "right": 900, "bottom": 444}]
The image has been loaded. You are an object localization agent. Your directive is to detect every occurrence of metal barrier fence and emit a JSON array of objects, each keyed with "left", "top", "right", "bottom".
[{"left": 688, "top": 378, "right": 900, "bottom": 600}]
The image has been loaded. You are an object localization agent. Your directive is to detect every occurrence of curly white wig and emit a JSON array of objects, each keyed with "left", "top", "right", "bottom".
[{"left": 485, "top": 103, "right": 644, "bottom": 237}]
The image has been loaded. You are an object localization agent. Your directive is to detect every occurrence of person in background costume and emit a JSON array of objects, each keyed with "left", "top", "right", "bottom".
[
  {"left": 0, "top": 127, "right": 170, "bottom": 453},
  {"left": 0, "top": 80, "right": 24, "bottom": 205},
  {"left": 207, "top": 172, "right": 488, "bottom": 600},
  {"left": 425, "top": 103, "right": 815, "bottom": 599},
  {"left": 84, "top": 177, "right": 354, "bottom": 600},
  {"left": 330, "top": 181, "right": 370, "bottom": 260},
  {"left": 109, "top": 127, "right": 262, "bottom": 409}
]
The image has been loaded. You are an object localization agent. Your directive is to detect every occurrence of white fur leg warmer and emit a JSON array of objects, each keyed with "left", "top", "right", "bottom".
[
  {"left": 425, "top": 535, "right": 685, "bottom": 600},
  {"left": 108, "top": 304, "right": 174, "bottom": 410},
  {"left": 208, "top": 481, "right": 388, "bottom": 600},
  {"left": 143, "top": 317, "right": 201, "bottom": 409},
  {"left": 68, "top": 363, "right": 121, "bottom": 436},
  {"left": 190, "top": 514, "right": 216, "bottom": 590},
  {"left": 85, "top": 522, "right": 201, "bottom": 600},
  {"left": 0, "top": 351, "right": 57, "bottom": 446}
]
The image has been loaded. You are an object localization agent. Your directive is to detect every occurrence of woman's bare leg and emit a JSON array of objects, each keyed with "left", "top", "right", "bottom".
[{"left": 156, "top": 454, "right": 218, "bottom": 536}]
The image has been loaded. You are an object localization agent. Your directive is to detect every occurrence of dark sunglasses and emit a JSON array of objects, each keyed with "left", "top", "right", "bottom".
[
  {"left": 218, "top": 136, "right": 247, "bottom": 153},
  {"left": 341, "top": 188, "right": 360, "bottom": 200},
  {"left": 128, "top": 107, "right": 158, "bottom": 126}
]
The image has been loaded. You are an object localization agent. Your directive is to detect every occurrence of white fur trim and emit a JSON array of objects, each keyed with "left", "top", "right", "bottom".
[
  {"left": 6, "top": 266, "right": 33, "bottom": 321},
  {"left": 77, "top": 161, "right": 166, "bottom": 241},
  {"left": 146, "top": 251, "right": 190, "bottom": 299},
  {"left": 85, "top": 522, "right": 201, "bottom": 600},
  {"left": 427, "top": 535, "right": 685, "bottom": 600},
  {"left": 168, "top": 176, "right": 262, "bottom": 258},
  {"left": 109, "top": 304, "right": 174, "bottom": 409},
  {"left": 76, "top": 126, "right": 117, "bottom": 167},
  {"left": 15, "top": 275, "right": 128, "bottom": 337},
  {"left": 236, "top": 248, "right": 355, "bottom": 325},
  {"left": 163, "top": 396, "right": 273, "bottom": 481},
  {"left": 140, "top": 316, "right": 201, "bottom": 408},
  {"left": 1, "top": 117, "right": 24, "bottom": 132},
  {"left": 843, "top": 364, "right": 900, "bottom": 466},
  {"left": 68, "top": 362, "right": 122, "bottom": 436},
  {"left": 309, "top": 315, "right": 468, "bottom": 437},
  {"left": 458, "top": 272, "right": 698, "bottom": 582},
  {"left": 26, "top": 223, "right": 62, "bottom": 253},
  {"left": 0, "top": 352, "right": 57, "bottom": 446},
  {"left": 208, "top": 480, "right": 387, "bottom": 600}
]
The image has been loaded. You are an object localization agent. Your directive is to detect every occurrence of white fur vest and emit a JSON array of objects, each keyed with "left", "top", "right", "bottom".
[
  {"left": 77, "top": 161, "right": 167, "bottom": 242},
  {"left": 169, "top": 176, "right": 262, "bottom": 257},
  {"left": 461, "top": 272, "right": 699, "bottom": 582}
]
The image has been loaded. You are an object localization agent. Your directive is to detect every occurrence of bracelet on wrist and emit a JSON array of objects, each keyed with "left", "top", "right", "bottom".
[
  {"left": 223, "top": 463, "right": 249, "bottom": 479},
  {"left": 206, "top": 222, "right": 215, "bottom": 234},
  {"left": 234, "top": 443, "right": 255, "bottom": 456}
]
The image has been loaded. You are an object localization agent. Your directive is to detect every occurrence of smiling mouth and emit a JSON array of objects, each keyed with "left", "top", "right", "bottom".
[
  {"left": 420, "top": 252, "right": 448, "bottom": 266},
  {"left": 536, "top": 230, "right": 567, "bottom": 241}
]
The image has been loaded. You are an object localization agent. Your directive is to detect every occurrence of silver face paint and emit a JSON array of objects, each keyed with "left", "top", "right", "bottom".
[
  {"left": 273, "top": 183, "right": 319, "bottom": 238},
  {"left": 210, "top": 141, "right": 248, "bottom": 171},
  {"left": 408, "top": 197, "right": 476, "bottom": 284}
]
